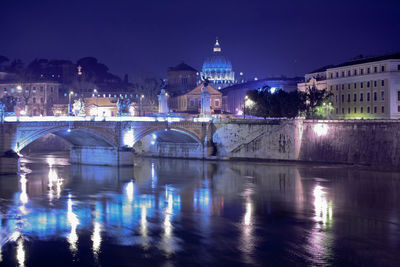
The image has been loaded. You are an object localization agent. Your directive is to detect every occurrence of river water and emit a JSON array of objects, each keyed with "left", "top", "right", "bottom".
[{"left": 0, "top": 153, "right": 399, "bottom": 266}]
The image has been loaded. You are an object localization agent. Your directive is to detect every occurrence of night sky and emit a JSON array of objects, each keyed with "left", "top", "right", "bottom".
[{"left": 1, "top": 0, "right": 399, "bottom": 79}]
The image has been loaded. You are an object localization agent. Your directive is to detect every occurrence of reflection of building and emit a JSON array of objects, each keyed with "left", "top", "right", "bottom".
[
  {"left": 221, "top": 78, "right": 302, "bottom": 114},
  {"left": 298, "top": 53, "right": 400, "bottom": 119},
  {"left": 166, "top": 62, "right": 198, "bottom": 96},
  {"left": 201, "top": 39, "right": 235, "bottom": 90},
  {"left": 0, "top": 81, "right": 60, "bottom": 116},
  {"left": 169, "top": 82, "right": 222, "bottom": 113}
]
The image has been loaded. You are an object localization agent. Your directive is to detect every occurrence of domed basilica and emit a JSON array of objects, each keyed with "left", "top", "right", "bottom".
[{"left": 201, "top": 39, "right": 235, "bottom": 90}]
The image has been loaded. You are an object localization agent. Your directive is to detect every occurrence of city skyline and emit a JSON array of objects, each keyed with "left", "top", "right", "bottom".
[{"left": 1, "top": 0, "right": 399, "bottom": 79}]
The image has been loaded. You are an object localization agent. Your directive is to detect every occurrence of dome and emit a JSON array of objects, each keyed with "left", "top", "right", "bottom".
[
  {"left": 202, "top": 54, "right": 232, "bottom": 72},
  {"left": 202, "top": 39, "right": 233, "bottom": 73}
]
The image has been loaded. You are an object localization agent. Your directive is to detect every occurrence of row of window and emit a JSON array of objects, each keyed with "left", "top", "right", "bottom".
[
  {"left": 2, "top": 87, "right": 55, "bottom": 94},
  {"left": 335, "top": 106, "right": 385, "bottom": 114},
  {"left": 335, "top": 91, "right": 384, "bottom": 103},
  {"left": 331, "top": 80, "right": 385, "bottom": 91},
  {"left": 189, "top": 99, "right": 220, "bottom": 107},
  {"left": 329, "top": 65, "right": 386, "bottom": 79}
]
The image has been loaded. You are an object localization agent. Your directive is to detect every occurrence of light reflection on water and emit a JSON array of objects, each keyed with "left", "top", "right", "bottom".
[{"left": 0, "top": 154, "right": 399, "bottom": 265}]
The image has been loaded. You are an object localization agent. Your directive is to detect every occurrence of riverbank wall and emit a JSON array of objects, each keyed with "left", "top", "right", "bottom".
[{"left": 212, "top": 120, "right": 400, "bottom": 169}]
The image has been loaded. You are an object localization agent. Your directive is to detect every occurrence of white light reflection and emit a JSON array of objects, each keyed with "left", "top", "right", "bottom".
[
  {"left": 19, "top": 175, "right": 28, "bottom": 205},
  {"left": 125, "top": 180, "right": 135, "bottom": 202},
  {"left": 151, "top": 163, "right": 157, "bottom": 189},
  {"left": 313, "top": 185, "right": 333, "bottom": 226},
  {"left": 160, "top": 186, "right": 180, "bottom": 256},
  {"left": 307, "top": 184, "right": 334, "bottom": 265},
  {"left": 16, "top": 238, "right": 25, "bottom": 267},
  {"left": 67, "top": 194, "right": 79, "bottom": 254},
  {"left": 91, "top": 222, "right": 102, "bottom": 257},
  {"left": 140, "top": 206, "right": 149, "bottom": 249},
  {"left": 240, "top": 190, "right": 255, "bottom": 265}
]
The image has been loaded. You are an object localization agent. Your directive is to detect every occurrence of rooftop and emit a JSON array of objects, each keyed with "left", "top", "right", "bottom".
[{"left": 168, "top": 62, "right": 198, "bottom": 72}]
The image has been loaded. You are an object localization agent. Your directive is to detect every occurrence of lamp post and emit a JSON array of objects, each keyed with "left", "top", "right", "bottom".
[
  {"left": 93, "top": 89, "right": 98, "bottom": 116},
  {"left": 140, "top": 94, "right": 144, "bottom": 116},
  {"left": 68, "top": 91, "right": 74, "bottom": 116},
  {"left": 243, "top": 95, "right": 248, "bottom": 119}
]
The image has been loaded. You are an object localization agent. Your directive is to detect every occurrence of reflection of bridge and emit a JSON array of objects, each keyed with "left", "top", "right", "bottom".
[{"left": 0, "top": 116, "right": 305, "bottom": 174}]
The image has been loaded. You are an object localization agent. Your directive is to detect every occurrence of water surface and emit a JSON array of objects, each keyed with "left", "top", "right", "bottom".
[{"left": 0, "top": 153, "right": 399, "bottom": 266}]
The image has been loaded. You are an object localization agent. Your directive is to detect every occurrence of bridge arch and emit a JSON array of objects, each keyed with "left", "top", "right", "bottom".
[
  {"left": 15, "top": 125, "right": 117, "bottom": 153},
  {"left": 133, "top": 125, "right": 202, "bottom": 146}
]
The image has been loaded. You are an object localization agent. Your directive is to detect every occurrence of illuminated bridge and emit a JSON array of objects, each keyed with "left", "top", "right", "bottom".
[{"left": 1, "top": 115, "right": 354, "bottom": 174}]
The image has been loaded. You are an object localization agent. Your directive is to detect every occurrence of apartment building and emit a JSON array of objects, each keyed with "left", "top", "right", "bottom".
[
  {"left": 0, "top": 82, "right": 60, "bottom": 116},
  {"left": 298, "top": 53, "right": 400, "bottom": 119}
]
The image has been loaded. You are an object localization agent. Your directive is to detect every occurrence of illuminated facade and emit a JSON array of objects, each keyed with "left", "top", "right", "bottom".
[
  {"left": 201, "top": 39, "right": 235, "bottom": 90},
  {"left": 298, "top": 53, "right": 400, "bottom": 119},
  {"left": 0, "top": 82, "right": 60, "bottom": 116},
  {"left": 169, "top": 82, "right": 222, "bottom": 113}
]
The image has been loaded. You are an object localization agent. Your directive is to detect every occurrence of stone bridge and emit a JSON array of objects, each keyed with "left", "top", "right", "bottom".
[{"left": 0, "top": 117, "right": 304, "bottom": 174}]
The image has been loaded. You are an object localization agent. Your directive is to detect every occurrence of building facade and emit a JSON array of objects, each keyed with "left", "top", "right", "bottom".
[
  {"left": 169, "top": 83, "right": 222, "bottom": 113},
  {"left": 201, "top": 39, "right": 235, "bottom": 90},
  {"left": 0, "top": 81, "right": 60, "bottom": 116},
  {"left": 166, "top": 62, "right": 198, "bottom": 96},
  {"left": 299, "top": 53, "right": 400, "bottom": 119}
]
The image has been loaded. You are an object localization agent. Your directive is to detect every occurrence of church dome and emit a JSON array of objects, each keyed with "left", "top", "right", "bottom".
[{"left": 202, "top": 39, "right": 233, "bottom": 73}]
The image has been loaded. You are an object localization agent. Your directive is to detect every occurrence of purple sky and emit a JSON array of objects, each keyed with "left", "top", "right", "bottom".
[{"left": 0, "top": 0, "right": 399, "bottom": 79}]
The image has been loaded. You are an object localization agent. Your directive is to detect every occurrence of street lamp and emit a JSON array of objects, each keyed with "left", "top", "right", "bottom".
[
  {"left": 243, "top": 95, "right": 248, "bottom": 119},
  {"left": 93, "top": 89, "right": 98, "bottom": 116},
  {"left": 68, "top": 91, "right": 74, "bottom": 116},
  {"left": 140, "top": 94, "right": 144, "bottom": 116}
]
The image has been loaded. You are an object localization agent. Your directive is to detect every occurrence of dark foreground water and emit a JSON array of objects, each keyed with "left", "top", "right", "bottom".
[{"left": 0, "top": 153, "right": 399, "bottom": 266}]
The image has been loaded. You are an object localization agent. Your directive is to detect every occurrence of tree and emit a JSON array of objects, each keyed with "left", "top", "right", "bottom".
[
  {"left": 299, "top": 85, "right": 332, "bottom": 119},
  {"left": 0, "top": 55, "right": 9, "bottom": 65},
  {"left": 245, "top": 87, "right": 303, "bottom": 119}
]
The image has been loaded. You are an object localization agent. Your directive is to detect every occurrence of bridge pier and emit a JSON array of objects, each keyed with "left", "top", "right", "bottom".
[{"left": 70, "top": 146, "right": 134, "bottom": 166}]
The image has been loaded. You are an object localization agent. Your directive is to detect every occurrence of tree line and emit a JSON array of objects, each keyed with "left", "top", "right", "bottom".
[{"left": 245, "top": 85, "right": 332, "bottom": 119}]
